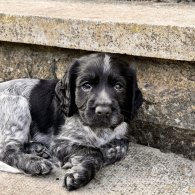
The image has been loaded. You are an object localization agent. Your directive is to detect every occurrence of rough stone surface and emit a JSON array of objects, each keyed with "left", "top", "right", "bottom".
[
  {"left": 0, "top": 0, "right": 195, "bottom": 61},
  {"left": 0, "top": 42, "right": 88, "bottom": 80},
  {"left": 131, "top": 57, "right": 195, "bottom": 160},
  {"left": 0, "top": 42, "right": 194, "bottom": 159},
  {"left": 136, "top": 57, "right": 195, "bottom": 131},
  {"left": 129, "top": 121, "right": 195, "bottom": 160},
  {"left": 0, "top": 143, "right": 194, "bottom": 195}
]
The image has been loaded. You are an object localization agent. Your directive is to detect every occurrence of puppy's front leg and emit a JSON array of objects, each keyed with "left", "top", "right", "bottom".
[
  {"left": 100, "top": 138, "right": 129, "bottom": 166},
  {"left": 51, "top": 139, "right": 103, "bottom": 191},
  {"left": 99, "top": 122, "right": 129, "bottom": 166}
]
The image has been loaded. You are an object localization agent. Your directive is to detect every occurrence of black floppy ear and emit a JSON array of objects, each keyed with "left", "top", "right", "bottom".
[
  {"left": 123, "top": 66, "right": 143, "bottom": 121},
  {"left": 55, "top": 60, "right": 79, "bottom": 117}
]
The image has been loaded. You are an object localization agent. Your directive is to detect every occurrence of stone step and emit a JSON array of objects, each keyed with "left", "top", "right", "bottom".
[
  {"left": 0, "top": 143, "right": 194, "bottom": 195},
  {"left": 0, "top": 0, "right": 194, "bottom": 160},
  {"left": 0, "top": 0, "right": 195, "bottom": 61}
]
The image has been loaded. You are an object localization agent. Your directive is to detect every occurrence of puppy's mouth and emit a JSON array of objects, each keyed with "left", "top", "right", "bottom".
[{"left": 79, "top": 109, "right": 124, "bottom": 128}]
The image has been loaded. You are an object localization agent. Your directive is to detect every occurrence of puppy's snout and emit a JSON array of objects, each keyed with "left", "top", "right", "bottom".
[{"left": 95, "top": 105, "right": 112, "bottom": 117}]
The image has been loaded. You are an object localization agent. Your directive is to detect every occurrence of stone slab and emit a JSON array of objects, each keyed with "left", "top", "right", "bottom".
[
  {"left": 0, "top": 143, "right": 194, "bottom": 195},
  {"left": 0, "top": 0, "right": 195, "bottom": 61}
]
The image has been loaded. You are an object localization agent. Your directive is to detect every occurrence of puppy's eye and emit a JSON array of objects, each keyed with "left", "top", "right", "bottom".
[
  {"left": 114, "top": 83, "right": 124, "bottom": 91},
  {"left": 81, "top": 82, "right": 92, "bottom": 92}
]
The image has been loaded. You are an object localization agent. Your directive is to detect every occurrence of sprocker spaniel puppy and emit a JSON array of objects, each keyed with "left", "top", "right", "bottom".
[{"left": 0, "top": 53, "right": 143, "bottom": 190}]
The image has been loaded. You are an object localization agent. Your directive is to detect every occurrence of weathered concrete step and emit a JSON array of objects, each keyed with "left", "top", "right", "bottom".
[
  {"left": 0, "top": 143, "right": 194, "bottom": 195},
  {"left": 0, "top": 0, "right": 195, "bottom": 61}
]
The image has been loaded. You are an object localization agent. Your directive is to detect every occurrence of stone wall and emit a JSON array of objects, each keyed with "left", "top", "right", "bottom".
[{"left": 0, "top": 41, "right": 194, "bottom": 159}]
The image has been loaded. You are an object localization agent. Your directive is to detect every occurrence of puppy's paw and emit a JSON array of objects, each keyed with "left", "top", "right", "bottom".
[
  {"left": 106, "top": 147, "right": 118, "bottom": 159},
  {"left": 62, "top": 155, "right": 98, "bottom": 191},
  {"left": 62, "top": 156, "right": 83, "bottom": 169},
  {"left": 114, "top": 139, "right": 129, "bottom": 160},
  {"left": 63, "top": 166, "right": 90, "bottom": 191},
  {"left": 24, "top": 142, "right": 51, "bottom": 159},
  {"left": 23, "top": 157, "right": 53, "bottom": 175},
  {"left": 100, "top": 138, "right": 129, "bottom": 165}
]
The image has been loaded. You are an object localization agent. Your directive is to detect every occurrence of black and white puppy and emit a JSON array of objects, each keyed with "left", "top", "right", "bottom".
[{"left": 0, "top": 53, "right": 143, "bottom": 190}]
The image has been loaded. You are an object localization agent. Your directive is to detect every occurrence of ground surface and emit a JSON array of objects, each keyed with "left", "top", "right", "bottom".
[{"left": 0, "top": 143, "right": 194, "bottom": 195}]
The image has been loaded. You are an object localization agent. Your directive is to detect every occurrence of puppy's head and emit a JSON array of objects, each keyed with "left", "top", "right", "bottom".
[{"left": 55, "top": 53, "right": 143, "bottom": 128}]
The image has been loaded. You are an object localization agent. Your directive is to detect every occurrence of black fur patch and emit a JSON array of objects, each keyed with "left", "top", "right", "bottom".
[{"left": 29, "top": 79, "right": 64, "bottom": 135}]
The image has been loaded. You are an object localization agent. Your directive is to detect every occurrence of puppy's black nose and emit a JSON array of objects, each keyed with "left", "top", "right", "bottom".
[{"left": 95, "top": 106, "right": 112, "bottom": 117}]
